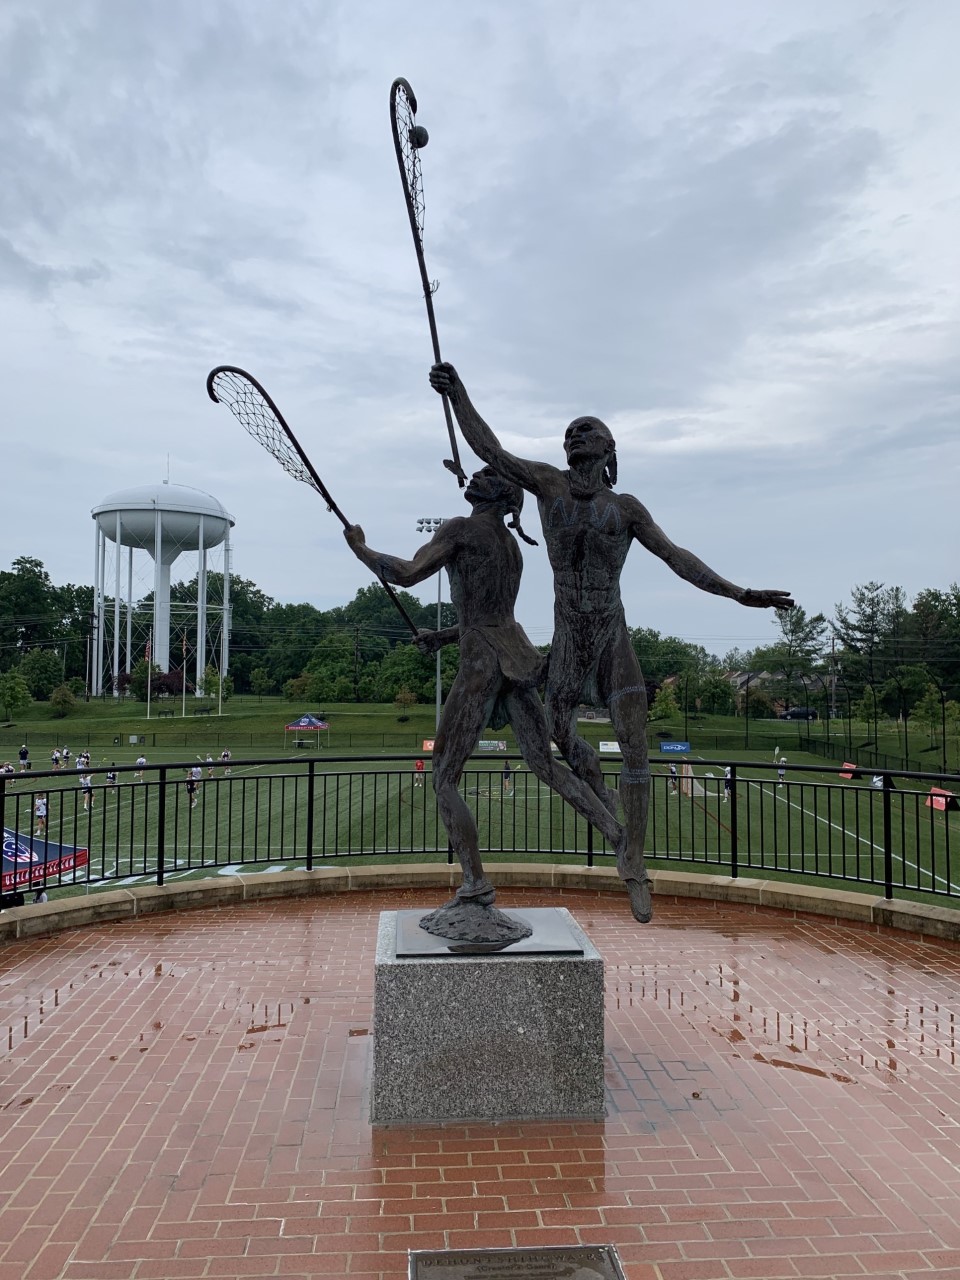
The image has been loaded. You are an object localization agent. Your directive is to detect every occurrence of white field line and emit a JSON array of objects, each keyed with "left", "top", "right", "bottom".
[
  {"left": 691, "top": 756, "right": 947, "bottom": 891},
  {"left": 764, "top": 780, "right": 949, "bottom": 892}
]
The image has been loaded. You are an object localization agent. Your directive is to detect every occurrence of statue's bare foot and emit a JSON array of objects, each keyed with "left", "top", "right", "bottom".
[
  {"left": 455, "top": 876, "right": 496, "bottom": 907},
  {"left": 625, "top": 876, "right": 653, "bottom": 924}
]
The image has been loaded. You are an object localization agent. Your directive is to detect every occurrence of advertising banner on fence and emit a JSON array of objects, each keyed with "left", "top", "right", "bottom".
[
  {"left": 599, "top": 741, "right": 621, "bottom": 753},
  {"left": 2, "top": 829, "right": 89, "bottom": 893},
  {"left": 422, "top": 740, "right": 435, "bottom": 752},
  {"left": 660, "top": 741, "right": 691, "bottom": 753},
  {"left": 478, "top": 741, "right": 507, "bottom": 752},
  {"left": 927, "top": 787, "right": 958, "bottom": 812}
]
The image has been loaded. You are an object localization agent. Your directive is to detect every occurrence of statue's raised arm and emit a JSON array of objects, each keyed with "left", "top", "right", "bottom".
[{"left": 429, "top": 363, "right": 559, "bottom": 499}]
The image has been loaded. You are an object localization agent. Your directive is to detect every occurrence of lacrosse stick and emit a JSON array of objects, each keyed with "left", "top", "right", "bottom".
[
  {"left": 390, "top": 76, "right": 466, "bottom": 487},
  {"left": 206, "top": 365, "right": 419, "bottom": 635}
]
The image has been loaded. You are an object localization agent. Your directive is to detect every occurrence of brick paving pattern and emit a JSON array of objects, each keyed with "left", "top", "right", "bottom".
[{"left": 1, "top": 887, "right": 960, "bottom": 1279}]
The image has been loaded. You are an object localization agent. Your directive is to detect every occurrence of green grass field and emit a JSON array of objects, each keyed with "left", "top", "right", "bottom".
[
  {"left": 3, "top": 698, "right": 958, "bottom": 911},
  {"left": 2, "top": 693, "right": 956, "bottom": 771}
]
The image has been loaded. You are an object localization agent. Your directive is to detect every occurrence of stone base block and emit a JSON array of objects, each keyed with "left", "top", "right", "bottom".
[{"left": 371, "top": 908, "right": 604, "bottom": 1124}]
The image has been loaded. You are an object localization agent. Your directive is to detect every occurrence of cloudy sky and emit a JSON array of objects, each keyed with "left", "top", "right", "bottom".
[{"left": 3, "top": 1, "right": 958, "bottom": 654}]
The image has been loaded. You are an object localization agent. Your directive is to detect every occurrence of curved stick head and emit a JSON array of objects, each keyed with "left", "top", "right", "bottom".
[
  {"left": 390, "top": 76, "right": 425, "bottom": 245},
  {"left": 206, "top": 365, "right": 318, "bottom": 495}
]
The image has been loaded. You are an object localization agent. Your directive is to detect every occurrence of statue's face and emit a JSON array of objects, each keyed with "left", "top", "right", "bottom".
[
  {"left": 465, "top": 465, "right": 510, "bottom": 506},
  {"left": 564, "top": 416, "right": 614, "bottom": 465}
]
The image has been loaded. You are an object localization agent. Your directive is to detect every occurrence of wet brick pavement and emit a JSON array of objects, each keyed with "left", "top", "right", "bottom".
[{"left": 1, "top": 887, "right": 960, "bottom": 1279}]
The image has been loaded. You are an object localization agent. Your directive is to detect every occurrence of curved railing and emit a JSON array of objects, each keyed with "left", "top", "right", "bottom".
[{"left": 2, "top": 755, "right": 959, "bottom": 907}]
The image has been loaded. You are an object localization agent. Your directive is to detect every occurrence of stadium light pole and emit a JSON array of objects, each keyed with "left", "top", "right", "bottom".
[{"left": 416, "top": 517, "right": 446, "bottom": 731}]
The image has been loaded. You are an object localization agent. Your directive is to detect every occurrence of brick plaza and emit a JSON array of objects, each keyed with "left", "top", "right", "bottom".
[{"left": 2, "top": 886, "right": 960, "bottom": 1279}]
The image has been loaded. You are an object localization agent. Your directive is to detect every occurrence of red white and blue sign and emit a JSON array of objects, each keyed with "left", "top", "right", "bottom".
[{"left": 2, "top": 828, "right": 89, "bottom": 893}]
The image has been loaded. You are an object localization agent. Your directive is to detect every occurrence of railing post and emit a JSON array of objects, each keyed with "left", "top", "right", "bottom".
[
  {"left": 305, "top": 760, "right": 315, "bottom": 871},
  {"left": 729, "top": 764, "right": 739, "bottom": 879},
  {"left": 156, "top": 766, "right": 166, "bottom": 887},
  {"left": 586, "top": 822, "right": 594, "bottom": 868},
  {"left": 882, "top": 773, "right": 894, "bottom": 900}
]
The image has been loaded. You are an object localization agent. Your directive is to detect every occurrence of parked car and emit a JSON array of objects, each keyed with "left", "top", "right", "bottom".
[{"left": 779, "top": 707, "right": 819, "bottom": 721}]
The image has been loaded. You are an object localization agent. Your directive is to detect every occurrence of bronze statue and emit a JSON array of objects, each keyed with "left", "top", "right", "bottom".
[
  {"left": 429, "top": 363, "right": 794, "bottom": 924},
  {"left": 345, "top": 466, "right": 627, "bottom": 943}
]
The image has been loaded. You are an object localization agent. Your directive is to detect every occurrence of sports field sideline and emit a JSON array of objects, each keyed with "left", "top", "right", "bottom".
[{"left": 4, "top": 738, "right": 957, "bottom": 907}]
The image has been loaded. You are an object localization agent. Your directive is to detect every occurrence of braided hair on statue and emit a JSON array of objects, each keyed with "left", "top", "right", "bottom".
[{"left": 493, "top": 475, "right": 539, "bottom": 547}]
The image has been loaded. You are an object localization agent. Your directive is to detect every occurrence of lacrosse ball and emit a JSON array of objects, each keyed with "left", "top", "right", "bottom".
[{"left": 409, "top": 125, "right": 429, "bottom": 148}]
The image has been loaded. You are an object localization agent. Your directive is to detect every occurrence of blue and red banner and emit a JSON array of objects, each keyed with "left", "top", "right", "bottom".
[{"left": 2, "top": 829, "right": 89, "bottom": 893}]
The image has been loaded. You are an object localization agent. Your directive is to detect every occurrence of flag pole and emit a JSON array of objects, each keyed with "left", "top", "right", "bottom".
[
  {"left": 181, "top": 632, "right": 187, "bottom": 718},
  {"left": 146, "top": 628, "right": 153, "bottom": 720}
]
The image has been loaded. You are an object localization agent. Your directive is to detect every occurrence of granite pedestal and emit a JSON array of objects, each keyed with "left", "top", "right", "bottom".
[{"left": 371, "top": 907, "right": 604, "bottom": 1124}]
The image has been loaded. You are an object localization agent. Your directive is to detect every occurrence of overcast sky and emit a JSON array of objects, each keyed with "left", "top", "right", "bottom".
[{"left": 3, "top": 1, "right": 958, "bottom": 655}]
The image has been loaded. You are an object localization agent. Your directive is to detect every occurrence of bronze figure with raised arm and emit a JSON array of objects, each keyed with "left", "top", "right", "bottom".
[
  {"left": 344, "top": 465, "right": 627, "bottom": 938},
  {"left": 429, "top": 363, "right": 794, "bottom": 924}
]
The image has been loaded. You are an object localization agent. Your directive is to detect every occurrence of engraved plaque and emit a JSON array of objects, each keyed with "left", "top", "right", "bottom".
[{"left": 408, "top": 1243, "right": 626, "bottom": 1279}]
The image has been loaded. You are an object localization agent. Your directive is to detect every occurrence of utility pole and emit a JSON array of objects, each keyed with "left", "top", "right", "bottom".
[
  {"left": 830, "top": 637, "right": 837, "bottom": 722},
  {"left": 416, "top": 517, "right": 446, "bottom": 732}
]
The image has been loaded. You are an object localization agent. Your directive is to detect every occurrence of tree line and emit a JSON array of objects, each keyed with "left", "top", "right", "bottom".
[{"left": 2, "top": 558, "right": 959, "bottom": 751}]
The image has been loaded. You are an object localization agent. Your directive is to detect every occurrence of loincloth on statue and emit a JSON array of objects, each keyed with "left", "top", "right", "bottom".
[
  {"left": 544, "top": 605, "right": 626, "bottom": 707},
  {"left": 460, "top": 622, "right": 546, "bottom": 732}
]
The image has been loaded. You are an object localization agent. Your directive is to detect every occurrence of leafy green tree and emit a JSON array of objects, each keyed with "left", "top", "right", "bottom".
[
  {"left": 394, "top": 685, "right": 418, "bottom": 722},
  {"left": 18, "top": 648, "right": 64, "bottom": 699},
  {"left": 0, "top": 558, "right": 58, "bottom": 668},
  {"left": 722, "top": 646, "right": 749, "bottom": 672},
  {"left": 54, "top": 583, "right": 95, "bottom": 682},
  {"left": 49, "top": 683, "right": 78, "bottom": 718},
  {"left": 880, "top": 665, "right": 932, "bottom": 760},
  {"left": 0, "top": 671, "right": 31, "bottom": 720},
  {"left": 283, "top": 675, "right": 313, "bottom": 701},
  {"left": 833, "top": 582, "right": 908, "bottom": 706},
  {"left": 695, "top": 674, "right": 735, "bottom": 715},
  {"left": 198, "top": 664, "right": 232, "bottom": 702},
  {"left": 913, "top": 684, "right": 944, "bottom": 747},
  {"left": 376, "top": 643, "right": 435, "bottom": 704},
  {"left": 909, "top": 587, "right": 960, "bottom": 699},
  {"left": 648, "top": 684, "right": 679, "bottom": 722},
  {"left": 250, "top": 667, "right": 274, "bottom": 701},
  {"left": 746, "top": 690, "right": 775, "bottom": 720},
  {"left": 851, "top": 684, "right": 880, "bottom": 738},
  {"left": 630, "top": 628, "right": 712, "bottom": 685},
  {"left": 331, "top": 676, "right": 353, "bottom": 702},
  {"left": 946, "top": 702, "right": 960, "bottom": 771},
  {"left": 128, "top": 658, "right": 161, "bottom": 702}
]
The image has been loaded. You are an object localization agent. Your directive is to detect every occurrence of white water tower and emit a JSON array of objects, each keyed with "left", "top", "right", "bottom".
[{"left": 91, "top": 482, "right": 234, "bottom": 697}]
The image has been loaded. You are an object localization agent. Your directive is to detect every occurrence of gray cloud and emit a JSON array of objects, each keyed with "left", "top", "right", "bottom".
[{"left": 0, "top": 0, "right": 958, "bottom": 656}]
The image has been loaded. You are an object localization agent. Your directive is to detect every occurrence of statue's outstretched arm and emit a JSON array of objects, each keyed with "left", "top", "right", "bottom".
[
  {"left": 626, "top": 498, "right": 794, "bottom": 610},
  {"left": 343, "top": 523, "right": 451, "bottom": 589},
  {"left": 429, "top": 363, "right": 555, "bottom": 496}
]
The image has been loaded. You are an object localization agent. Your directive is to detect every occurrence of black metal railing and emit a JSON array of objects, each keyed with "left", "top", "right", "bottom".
[{"left": 2, "top": 755, "right": 959, "bottom": 908}]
